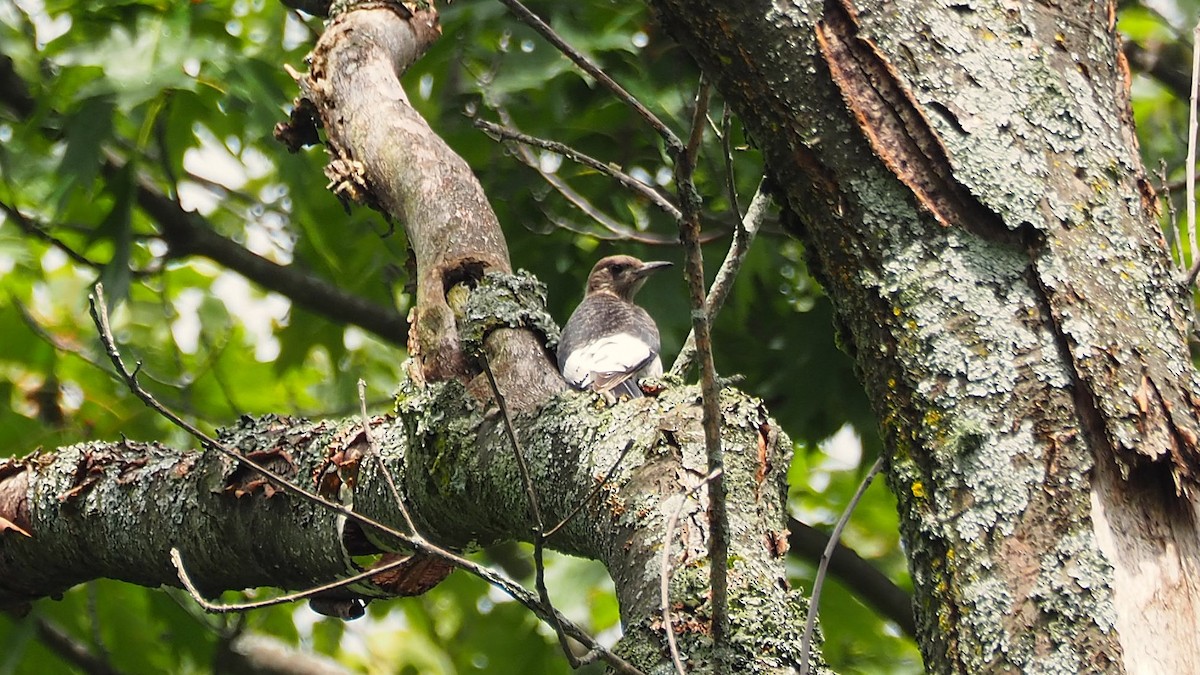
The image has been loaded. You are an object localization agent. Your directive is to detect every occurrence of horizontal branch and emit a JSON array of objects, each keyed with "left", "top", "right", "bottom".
[
  {"left": 132, "top": 178, "right": 410, "bottom": 346},
  {"left": 0, "top": 378, "right": 813, "bottom": 673}
]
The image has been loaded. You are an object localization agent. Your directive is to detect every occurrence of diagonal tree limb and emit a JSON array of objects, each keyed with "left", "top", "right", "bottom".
[
  {"left": 0, "top": 51, "right": 412, "bottom": 350},
  {"left": 786, "top": 517, "right": 914, "bottom": 639}
]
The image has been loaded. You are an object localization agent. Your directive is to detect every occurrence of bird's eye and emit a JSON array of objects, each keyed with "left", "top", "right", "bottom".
[{"left": 609, "top": 263, "right": 627, "bottom": 274}]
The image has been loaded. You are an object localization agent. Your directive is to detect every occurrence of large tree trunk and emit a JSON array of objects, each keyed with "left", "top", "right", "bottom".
[{"left": 650, "top": 0, "right": 1200, "bottom": 671}]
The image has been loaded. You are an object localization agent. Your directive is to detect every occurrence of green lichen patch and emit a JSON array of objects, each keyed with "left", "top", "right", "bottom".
[{"left": 456, "top": 270, "right": 561, "bottom": 356}]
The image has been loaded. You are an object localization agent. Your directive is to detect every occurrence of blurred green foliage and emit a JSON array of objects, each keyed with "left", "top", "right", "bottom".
[{"left": 5, "top": 0, "right": 1191, "bottom": 671}]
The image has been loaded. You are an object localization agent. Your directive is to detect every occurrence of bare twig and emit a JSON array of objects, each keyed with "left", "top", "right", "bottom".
[
  {"left": 90, "top": 283, "right": 644, "bottom": 674},
  {"left": 12, "top": 298, "right": 118, "bottom": 379},
  {"left": 480, "top": 355, "right": 582, "bottom": 668},
  {"left": 474, "top": 117, "right": 682, "bottom": 221},
  {"left": 479, "top": 357, "right": 544, "bottom": 531},
  {"left": 0, "top": 199, "right": 156, "bottom": 277},
  {"left": 85, "top": 583, "right": 111, "bottom": 665},
  {"left": 786, "top": 517, "right": 915, "bottom": 638},
  {"left": 358, "top": 379, "right": 417, "bottom": 535},
  {"left": 1161, "top": 159, "right": 1182, "bottom": 269},
  {"left": 539, "top": 209, "right": 685, "bottom": 245},
  {"left": 90, "top": 283, "right": 410, "bottom": 547},
  {"left": 496, "top": 0, "right": 683, "bottom": 155},
  {"left": 670, "top": 183, "right": 771, "bottom": 376},
  {"left": 798, "top": 455, "right": 887, "bottom": 674},
  {"left": 720, "top": 106, "right": 743, "bottom": 222},
  {"left": 672, "top": 80, "right": 730, "bottom": 671},
  {"left": 171, "top": 548, "right": 415, "bottom": 612},
  {"left": 661, "top": 468, "right": 723, "bottom": 675},
  {"left": 1183, "top": 20, "right": 1200, "bottom": 286},
  {"left": 544, "top": 439, "right": 636, "bottom": 538}
]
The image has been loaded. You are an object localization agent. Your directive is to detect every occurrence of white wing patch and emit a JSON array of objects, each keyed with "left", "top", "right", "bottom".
[{"left": 561, "top": 333, "right": 656, "bottom": 391}]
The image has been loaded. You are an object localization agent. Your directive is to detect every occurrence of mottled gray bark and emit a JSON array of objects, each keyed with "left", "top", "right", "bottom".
[
  {"left": 649, "top": 0, "right": 1200, "bottom": 671},
  {"left": 0, "top": 382, "right": 809, "bottom": 673}
]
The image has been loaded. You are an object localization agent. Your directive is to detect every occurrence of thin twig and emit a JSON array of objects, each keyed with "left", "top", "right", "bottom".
[
  {"left": 544, "top": 440, "right": 636, "bottom": 538},
  {"left": 671, "top": 183, "right": 771, "bottom": 376},
  {"left": 0, "top": 199, "right": 156, "bottom": 277},
  {"left": 479, "top": 355, "right": 578, "bottom": 667},
  {"left": 539, "top": 209, "right": 684, "bottom": 245},
  {"left": 720, "top": 106, "right": 743, "bottom": 222},
  {"left": 1183, "top": 20, "right": 1200, "bottom": 286},
  {"left": 358, "top": 379, "right": 417, "bottom": 535},
  {"left": 479, "top": 357, "right": 544, "bottom": 532},
  {"left": 90, "top": 284, "right": 644, "bottom": 675},
  {"left": 1161, "top": 159, "right": 1181, "bottom": 269},
  {"left": 34, "top": 616, "right": 122, "bottom": 675},
  {"left": 684, "top": 85, "right": 708, "bottom": 160},
  {"left": 798, "top": 455, "right": 887, "bottom": 675},
  {"left": 496, "top": 0, "right": 683, "bottom": 155},
  {"left": 86, "top": 583, "right": 111, "bottom": 665},
  {"left": 661, "top": 468, "right": 723, "bottom": 675},
  {"left": 171, "top": 548, "right": 414, "bottom": 612},
  {"left": 786, "top": 517, "right": 915, "bottom": 638},
  {"left": 12, "top": 297, "right": 118, "bottom": 379},
  {"left": 673, "top": 80, "right": 730, "bottom": 672},
  {"left": 474, "top": 117, "right": 682, "bottom": 221}
]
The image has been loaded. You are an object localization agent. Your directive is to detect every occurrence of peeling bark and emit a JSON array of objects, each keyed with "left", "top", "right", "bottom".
[
  {"left": 0, "top": 424, "right": 361, "bottom": 606},
  {"left": 288, "top": 7, "right": 561, "bottom": 408}
]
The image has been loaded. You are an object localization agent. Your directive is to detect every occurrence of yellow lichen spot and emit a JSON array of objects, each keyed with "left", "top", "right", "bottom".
[
  {"left": 924, "top": 410, "right": 942, "bottom": 428},
  {"left": 912, "top": 481, "right": 926, "bottom": 498},
  {"left": 946, "top": 548, "right": 956, "bottom": 562},
  {"left": 888, "top": 378, "right": 897, "bottom": 389},
  {"left": 893, "top": 306, "right": 902, "bottom": 316}
]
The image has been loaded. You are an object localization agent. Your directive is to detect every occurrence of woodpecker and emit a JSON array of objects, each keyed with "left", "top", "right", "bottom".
[{"left": 557, "top": 255, "right": 672, "bottom": 401}]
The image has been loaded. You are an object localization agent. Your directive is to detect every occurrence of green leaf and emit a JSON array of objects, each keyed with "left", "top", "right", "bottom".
[
  {"left": 52, "top": 95, "right": 114, "bottom": 214},
  {"left": 96, "top": 163, "right": 136, "bottom": 310}
]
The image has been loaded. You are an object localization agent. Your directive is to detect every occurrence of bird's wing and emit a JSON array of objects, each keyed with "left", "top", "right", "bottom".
[{"left": 560, "top": 334, "right": 658, "bottom": 394}]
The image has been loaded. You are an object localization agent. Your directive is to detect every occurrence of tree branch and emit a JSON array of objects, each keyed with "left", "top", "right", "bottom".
[
  {"left": 294, "top": 7, "right": 562, "bottom": 406},
  {"left": 33, "top": 616, "right": 123, "bottom": 675},
  {"left": 0, "top": 50, "right": 412, "bottom": 350},
  {"left": 671, "top": 183, "right": 770, "bottom": 376},
  {"left": 786, "top": 517, "right": 914, "bottom": 639},
  {"left": 130, "top": 175, "right": 411, "bottom": 347}
]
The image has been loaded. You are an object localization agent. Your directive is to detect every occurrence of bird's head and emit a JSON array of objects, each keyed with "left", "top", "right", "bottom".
[{"left": 585, "top": 255, "right": 673, "bottom": 301}]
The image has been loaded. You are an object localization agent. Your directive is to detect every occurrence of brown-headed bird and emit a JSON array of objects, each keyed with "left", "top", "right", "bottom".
[{"left": 557, "top": 255, "right": 672, "bottom": 401}]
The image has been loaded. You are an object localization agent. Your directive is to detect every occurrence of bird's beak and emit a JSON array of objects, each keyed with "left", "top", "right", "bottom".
[{"left": 633, "top": 261, "right": 673, "bottom": 278}]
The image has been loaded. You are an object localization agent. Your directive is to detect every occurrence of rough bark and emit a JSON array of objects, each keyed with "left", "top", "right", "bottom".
[
  {"left": 0, "top": 382, "right": 809, "bottom": 673},
  {"left": 649, "top": 0, "right": 1200, "bottom": 671},
  {"left": 290, "top": 7, "right": 560, "bottom": 408}
]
